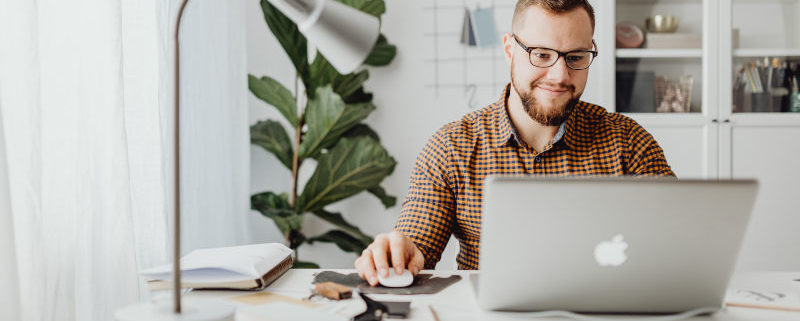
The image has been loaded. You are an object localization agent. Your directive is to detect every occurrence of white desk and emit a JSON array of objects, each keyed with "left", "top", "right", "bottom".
[{"left": 186, "top": 270, "right": 800, "bottom": 321}]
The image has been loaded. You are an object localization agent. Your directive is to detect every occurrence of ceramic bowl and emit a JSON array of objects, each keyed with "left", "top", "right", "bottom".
[{"left": 646, "top": 15, "right": 680, "bottom": 33}]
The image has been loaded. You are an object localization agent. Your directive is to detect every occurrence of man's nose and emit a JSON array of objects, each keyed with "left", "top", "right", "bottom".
[{"left": 546, "top": 56, "right": 571, "bottom": 82}]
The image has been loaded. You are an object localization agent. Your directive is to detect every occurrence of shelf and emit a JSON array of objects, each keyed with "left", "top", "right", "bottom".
[
  {"left": 616, "top": 49, "right": 800, "bottom": 58},
  {"left": 616, "top": 48, "right": 702, "bottom": 59},
  {"left": 618, "top": 0, "right": 797, "bottom": 3},
  {"left": 617, "top": 0, "right": 701, "bottom": 4},
  {"left": 618, "top": 113, "right": 800, "bottom": 127},
  {"left": 733, "top": 48, "right": 800, "bottom": 58},
  {"left": 620, "top": 113, "right": 708, "bottom": 126},
  {"left": 730, "top": 113, "right": 800, "bottom": 126},
  {"left": 733, "top": 0, "right": 798, "bottom": 3}
]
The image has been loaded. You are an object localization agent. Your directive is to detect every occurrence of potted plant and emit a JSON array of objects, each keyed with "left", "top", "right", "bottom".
[{"left": 249, "top": 0, "right": 397, "bottom": 268}]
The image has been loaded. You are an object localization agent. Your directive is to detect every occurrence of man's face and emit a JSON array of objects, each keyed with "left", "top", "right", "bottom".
[{"left": 503, "top": 5, "right": 594, "bottom": 126}]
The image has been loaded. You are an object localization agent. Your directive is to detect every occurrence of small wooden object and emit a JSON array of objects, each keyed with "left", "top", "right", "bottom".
[{"left": 314, "top": 282, "right": 352, "bottom": 300}]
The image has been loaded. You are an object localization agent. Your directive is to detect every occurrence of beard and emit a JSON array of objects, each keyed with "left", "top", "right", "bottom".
[{"left": 511, "top": 68, "right": 581, "bottom": 126}]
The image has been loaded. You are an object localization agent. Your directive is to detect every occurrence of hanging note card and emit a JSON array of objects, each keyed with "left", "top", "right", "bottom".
[
  {"left": 472, "top": 7, "right": 498, "bottom": 47},
  {"left": 461, "top": 7, "right": 478, "bottom": 46},
  {"left": 460, "top": 8, "right": 470, "bottom": 45}
]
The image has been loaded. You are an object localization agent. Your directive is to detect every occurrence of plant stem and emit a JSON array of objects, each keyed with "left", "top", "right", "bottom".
[
  {"left": 289, "top": 115, "right": 303, "bottom": 208},
  {"left": 289, "top": 75, "right": 304, "bottom": 209}
]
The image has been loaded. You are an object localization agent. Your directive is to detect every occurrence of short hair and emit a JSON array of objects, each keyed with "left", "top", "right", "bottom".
[{"left": 512, "top": 0, "right": 595, "bottom": 32}]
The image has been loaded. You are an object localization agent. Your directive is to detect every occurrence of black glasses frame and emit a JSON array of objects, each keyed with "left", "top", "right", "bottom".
[{"left": 512, "top": 34, "right": 598, "bottom": 70}]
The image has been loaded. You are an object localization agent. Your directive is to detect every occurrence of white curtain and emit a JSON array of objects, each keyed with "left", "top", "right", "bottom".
[
  {"left": 0, "top": 96, "right": 21, "bottom": 321},
  {"left": 0, "top": 0, "right": 249, "bottom": 320}
]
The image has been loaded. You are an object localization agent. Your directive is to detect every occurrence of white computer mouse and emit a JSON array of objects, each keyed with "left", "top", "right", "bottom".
[{"left": 377, "top": 269, "right": 414, "bottom": 288}]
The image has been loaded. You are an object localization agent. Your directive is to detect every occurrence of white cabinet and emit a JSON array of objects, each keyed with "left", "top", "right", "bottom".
[{"left": 591, "top": 0, "right": 800, "bottom": 271}]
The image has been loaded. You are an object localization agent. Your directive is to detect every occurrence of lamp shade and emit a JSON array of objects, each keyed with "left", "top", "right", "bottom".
[{"left": 269, "top": 0, "right": 380, "bottom": 73}]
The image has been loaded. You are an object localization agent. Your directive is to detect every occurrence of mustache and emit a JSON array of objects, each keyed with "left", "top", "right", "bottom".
[
  {"left": 530, "top": 81, "right": 575, "bottom": 94},
  {"left": 529, "top": 81, "right": 575, "bottom": 93}
]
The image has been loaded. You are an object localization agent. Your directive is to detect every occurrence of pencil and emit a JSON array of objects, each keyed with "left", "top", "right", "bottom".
[{"left": 428, "top": 305, "right": 441, "bottom": 321}]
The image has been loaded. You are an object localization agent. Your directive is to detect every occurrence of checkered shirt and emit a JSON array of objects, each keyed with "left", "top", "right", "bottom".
[{"left": 394, "top": 84, "right": 675, "bottom": 269}]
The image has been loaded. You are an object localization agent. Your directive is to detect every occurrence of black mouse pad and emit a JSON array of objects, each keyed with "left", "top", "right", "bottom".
[{"left": 311, "top": 271, "right": 462, "bottom": 295}]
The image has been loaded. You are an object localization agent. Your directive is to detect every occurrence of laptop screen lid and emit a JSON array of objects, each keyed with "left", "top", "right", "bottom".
[{"left": 476, "top": 176, "right": 758, "bottom": 313}]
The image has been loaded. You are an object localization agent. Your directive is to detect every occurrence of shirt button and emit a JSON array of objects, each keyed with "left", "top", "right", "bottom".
[{"left": 534, "top": 156, "right": 541, "bottom": 163}]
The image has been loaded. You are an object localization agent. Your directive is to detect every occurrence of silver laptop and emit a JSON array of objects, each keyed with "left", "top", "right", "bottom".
[{"left": 474, "top": 175, "right": 758, "bottom": 313}]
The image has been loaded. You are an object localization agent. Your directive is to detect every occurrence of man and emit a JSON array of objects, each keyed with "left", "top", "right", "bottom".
[{"left": 355, "top": 0, "right": 674, "bottom": 286}]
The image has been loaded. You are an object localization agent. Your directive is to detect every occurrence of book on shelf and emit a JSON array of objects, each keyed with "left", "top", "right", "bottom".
[{"left": 141, "top": 243, "right": 294, "bottom": 291}]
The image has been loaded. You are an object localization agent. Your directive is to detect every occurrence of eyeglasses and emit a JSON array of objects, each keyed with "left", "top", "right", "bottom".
[{"left": 512, "top": 34, "right": 598, "bottom": 70}]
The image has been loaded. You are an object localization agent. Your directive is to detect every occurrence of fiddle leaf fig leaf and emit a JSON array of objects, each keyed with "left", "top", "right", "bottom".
[
  {"left": 343, "top": 87, "right": 373, "bottom": 104},
  {"left": 312, "top": 209, "right": 372, "bottom": 244},
  {"left": 364, "top": 34, "right": 396, "bottom": 66},
  {"left": 367, "top": 185, "right": 396, "bottom": 208},
  {"left": 250, "top": 120, "right": 293, "bottom": 170},
  {"left": 309, "top": 54, "right": 338, "bottom": 98},
  {"left": 297, "top": 136, "right": 396, "bottom": 212},
  {"left": 298, "top": 86, "right": 374, "bottom": 159},
  {"left": 342, "top": 123, "right": 380, "bottom": 141},
  {"left": 250, "top": 192, "right": 303, "bottom": 235},
  {"left": 334, "top": 69, "right": 369, "bottom": 99},
  {"left": 337, "top": 0, "right": 367, "bottom": 9},
  {"left": 308, "top": 230, "right": 370, "bottom": 253},
  {"left": 358, "top": 0, "right": 385, "bottom": 17},
  {"left": 336, "top": 0, "right": 385, "bottom": 17},
  {"left": 260, "top": 0, "right": 310, "bottom": 87},
  {"left": 292, "top": 261, "right": 320, "bottom": 269},
  {"left": 310, "top": 55, "right": 369, "bottom": 101},
  {"left": 248, "top": 75, "right": 298, "bottom": 127}
]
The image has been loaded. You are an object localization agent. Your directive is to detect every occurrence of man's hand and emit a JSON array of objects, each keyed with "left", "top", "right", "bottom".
[{"left": 354, "top": 231, "right": 425, "bottom": 286}]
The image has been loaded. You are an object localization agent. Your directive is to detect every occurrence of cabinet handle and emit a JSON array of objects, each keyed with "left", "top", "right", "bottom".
[
  {"left": 711, "top": 119, "right": 719, "bottom": 123},
  {"left": 723, "top": 119, "right": 731, "bottom": 123}
]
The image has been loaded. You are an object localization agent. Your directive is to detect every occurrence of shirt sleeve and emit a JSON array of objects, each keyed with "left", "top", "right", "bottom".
[
  {"left": 625, "top": 121, "right": 676, "bottom": 177},
  {"left": 393, "top": 127, "right": 456, "bottom": 269}
]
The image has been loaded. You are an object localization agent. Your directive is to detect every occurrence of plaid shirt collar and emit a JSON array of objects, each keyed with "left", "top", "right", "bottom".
[{"left": 493, "top": 83, "right": 576, "bottom": 150}]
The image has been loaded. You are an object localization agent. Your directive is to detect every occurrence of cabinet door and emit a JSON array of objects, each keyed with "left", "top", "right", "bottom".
[
  {"left": 642, "top": 118, "right": 717, "bottom": 179},
  {"left": 725, "top": 124, "right": 800, "bottom": 271},
  {"left": 608, "top": 0, "right": 718, "bottom": 178},
  {"left": 719, "top": 0, "right": 800, "bottom": 118},
  {"left": 613, "top": 0, "right": 709, "bottom": 115},
  {"left": 719, "top": 0, "right": 800, "bottom": 271}
]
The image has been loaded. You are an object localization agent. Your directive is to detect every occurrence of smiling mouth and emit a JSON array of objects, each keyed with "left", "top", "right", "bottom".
[{"left": 536, "top": 86, "right": 570, "bottom": 94}]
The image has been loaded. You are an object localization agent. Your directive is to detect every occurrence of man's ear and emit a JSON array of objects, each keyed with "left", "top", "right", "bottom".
[{"left": 503, "top": 33, "right": 514, "bottom": 67}]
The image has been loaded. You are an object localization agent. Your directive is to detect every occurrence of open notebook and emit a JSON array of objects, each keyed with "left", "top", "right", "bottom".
[
  {"left": 141, "top": 243, "right": 293, "bottom": 290},
  {"left": 724, "top": 272, "right": 800, "bottom": 312}
]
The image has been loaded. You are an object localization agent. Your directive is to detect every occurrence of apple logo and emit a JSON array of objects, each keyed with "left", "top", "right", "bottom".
[{"left": 594, "top": 234, "right": 628, "bottom": 267}]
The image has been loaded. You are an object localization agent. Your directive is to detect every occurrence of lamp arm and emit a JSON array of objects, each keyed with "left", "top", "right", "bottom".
[{"left": 173, "top": 0, "right": 190, "bottom": 314}]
